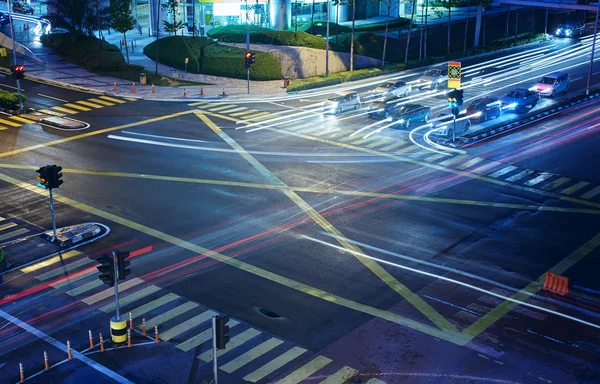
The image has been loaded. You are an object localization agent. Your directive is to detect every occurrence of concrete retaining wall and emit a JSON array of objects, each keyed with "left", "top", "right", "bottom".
[{"left": 222, "top": 43, "right": 383, "bottom": 79}]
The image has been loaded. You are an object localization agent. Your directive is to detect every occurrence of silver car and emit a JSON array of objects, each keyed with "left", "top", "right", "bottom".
[
  {"left": 372, "top": 80, "right": 411, "bottom": 99},
  {"left": 430, "top": 111, "right": 471, "bottom": 140},
  {"left": 536, "top": 72, "right": 569, "bottom": 97},
  {"left": 323, "top": 91, "right": 361, "bottom": 115},
  {"left": 418, "top": 68, "right": 448, "bottom": 90}
]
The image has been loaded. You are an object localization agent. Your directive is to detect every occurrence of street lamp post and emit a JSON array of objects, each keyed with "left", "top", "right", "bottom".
[
  {"left": 6, "top": 0, "right": 23, "bottom": 112},
  {"left": 586, "top": 1, "right": 600, "bottom": 95},
  {"left": 155, "top": 0, "right": 160, "bottom": 76}
]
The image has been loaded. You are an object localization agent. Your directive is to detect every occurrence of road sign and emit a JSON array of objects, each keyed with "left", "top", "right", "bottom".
[
  {"left": 0, "top": 48, "right": 6, "bottom": 57},
  {"left": 448, "top": 61, "right": 461, "bottom": 89}
]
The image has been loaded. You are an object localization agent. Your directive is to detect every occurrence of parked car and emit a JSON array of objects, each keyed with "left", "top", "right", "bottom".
[
  {"left": 466, "top": 97, "right": 502, "bottom": 123},
  {"left": 13, "top": 1, "right": 34, "bottom": 14},
  {"left": 323, "top": 91, "right": 361, "bottom": 115},
  {"left": 0, "top": 12, "right": 9, "bottom": 25},
  {"left": 417, "top": 68, "right": 448, "bottom": 90},
  {"left": 368, "top": 96, "right": 401, "bottom": 119},
  {"left": 536, "top": 72, "right": 569, "bottom": 97},
  {"left": 500, "top": 88, "right": 539, "bottom": 113},
  {"left": 430, "top": 111, "right": 471, "bottom": 140},
  {"left": 553, "top": 21, "right": 585, "bottom": 38},
  {"left": 390, "top": 103, "right": 431, "bottom": 128},
  {"left": 372, "top": 80, "right": 411, "bottom": 99}
]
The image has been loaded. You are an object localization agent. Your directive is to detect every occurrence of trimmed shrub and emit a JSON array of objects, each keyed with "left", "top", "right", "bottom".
[
  {"left": 0, "top": 89, "right": 26, "bottom": 109},
  {"left": 41, "top": 33, "right": 125, "bottom": 71},
  {"left": 300, "top": 18, "right": 410, "bottom": 35},
  {"left": 143, "top": 36, "right": 214, "bottom": 73},
  {"left": 201, "top": 44, "right": 281, "bottom": 80},
  {"left": 206, "top": 25, "right": 270, "bottom": 40}
]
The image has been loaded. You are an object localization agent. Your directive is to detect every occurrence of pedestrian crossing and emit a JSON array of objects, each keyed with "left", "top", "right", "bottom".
[
  {"left": 17, "top": 244, "right": 396, "bottom": 384},
  {"left": 33, "top": 96, "right": 136, "bottom": 119}
]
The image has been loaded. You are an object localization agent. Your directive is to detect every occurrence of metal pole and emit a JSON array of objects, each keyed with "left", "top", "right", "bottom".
[
  {"left": 544, "top": 8, "right": 548, "bottom": 35},
  {"left": 155, "top": 0, "right": 161, "bottom": 76},
  {"left": 113, "top": 251, "right": 121, "bottom": 320},
  {"left": 247, "top": 67, "right": 250, "bottom": 94},
  {"left": 6, "top": 0, "right": 23, "bottom": 111},
  {"left": 453, "top": 115, "right": 456, "bottom": 142},
  {"left": 586, "top": 1, "right": 600, "bottom": 95},
  {"left": 192, "top": 0, "right": 196, "bottom": 36},
  {"left": 212, "top": 316, "right": 218, "bottom": 384},
  {"left": 326, "top": 0, "right": 329, "bottom": 77},
  {"left": 48, "top": 188, "right": 57, "bottom": 241}
]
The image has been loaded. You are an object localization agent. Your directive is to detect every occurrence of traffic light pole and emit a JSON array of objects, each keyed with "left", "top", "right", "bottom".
[
  {"left": 212, "top": 316, "right": 218, "bottom": 384},
  {"left": 112, "top": 250, "right": 121, "bottom": 320},
  {"left": 6, "top": 0, "right": 23, "bottom": 111},
  {"left": 48, "top": 188, "right": 57, "bottom": 241},
  {"left": 452, "top": 115, "right": 457, "bottom": 142},
  {"left": 246, "top": 26, "right": 250, "bottom": 94}
]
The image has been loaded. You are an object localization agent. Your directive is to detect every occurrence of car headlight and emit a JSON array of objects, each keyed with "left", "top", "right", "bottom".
[
  {"left": 397, "top": 119, "right": 405, "bottom": 123},
  {"left": 504, "top": 103, "right": 517, "bottom": 109},
  {"left": 566, "top": 29, "right": 572, "bottom": 36},
  {"left": 556, "top": 28, "right": 562, "bottom": 34}
]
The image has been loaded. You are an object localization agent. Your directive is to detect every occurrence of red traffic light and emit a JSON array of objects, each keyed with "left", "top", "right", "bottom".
[{"left": 245, "top": 52, "right": 251, "bottom": 59}]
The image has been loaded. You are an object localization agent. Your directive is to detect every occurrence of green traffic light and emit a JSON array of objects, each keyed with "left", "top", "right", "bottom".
[{"left": 36, "top": 182, "right": 47, "bottom": 189}]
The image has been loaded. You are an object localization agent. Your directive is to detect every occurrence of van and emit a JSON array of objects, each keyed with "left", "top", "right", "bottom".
[
  {"left": 536, "top": 72, "right": 569, "bottom": 97},
  {"left": 323, "top": 91, "right": 361, "bottom": 115}
]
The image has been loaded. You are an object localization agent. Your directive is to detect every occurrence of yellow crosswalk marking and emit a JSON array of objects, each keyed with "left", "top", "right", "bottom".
[
  {"left": 542, "top": 177, "right": 571, "bottom": 191},
  {"left": 51, "top": 270, "right": 94, "bottom": 289},
  {"left": 365, "top": 379, "right": 386, "bottom": 384},
  {"left": 326, "top": 129, "right": 353, "bottom": 138},
  {"left": 222, "top": 107, "right": 248, "bottom": 114},
  {"left": 21, "top": 250, "right": 81, "bottom": 273},
  {"left": 63, "top": 103, "right": 91, "bottom": 111},
  {"left": 245, "top": 347, "right": 309, "bottom": 383},
  {"left": 123, "top": 97, "right": 137, "bottom": 101},
  {"left": 581, "top": 185, "right": 600, "bottom": 200},
  {"left": 82, "top": 278, "right": 143, "bottom": 304},
  {"left": 100, "top": 285, "right": 161, "bottom": 312},
  {"left": 66, "top": 279, "right": 103, "bottom": 296},
  {"left": 0, "top": 221, "right": 17, "bottom": 231},
  {"left": 424, "top": 153, "right": 447, "bottom": 163},
  {"left": 51, "top": 106, "right": 79, "bottom": 114},
  {"left": 35, "top": 258, "right": 94, "bottom": 281},
  {"left": 0, "top": 227, "right": 29, "bottom": 242},
  {"left": 457, "top": 157, "right": 484, "bottom": 170},
  {"left": 144, "top": 302, "right": 199, "bottom": 330},
  {"left": 128, "top": 293, "right": 179, "bottom": 319},
  {"left": 489, "top": 166, "right": 518, "bottom": 178},
  {"left": 160, "top": 309, "right": 218, "bottom": 341},
  {"left": 0, "top": 118, "right": 23, "bottom": 127},
  {"left": 9, "top": 116, "right": 35, "bottom": 124},
  {"left": 88, "top": 98, "right": 115, "bottom": 106},
  {"left": 220, "top": 338, "right": 284, "bottom": 373},
  {"left": 188, "top": 101, "right": 207, "bottom": 106},
  {"left": 506, "top": 169, "right": 533, "bottom": 182},
  {"left": 176, "top": 320, "right": 240, "bottom": 352},
  {"left": 560, "top": 181, "right": 590, "bottom": 195},
  {"left": 394, "top": 145, "right": 418, "bottom": 154},
  {"left": 0, "top": 127, "right": 6, "bottom": 130},
  {"left": 379, "top": 141, "right": 408, "bottom": 151},
  {"left": 208, "top": 105, "right": 235, "bottom": 112},
  {"left": 198, "top": 328, "right": 261, "bottom": 361},
  {"left": 351, "top": 136, "right": 381, "bottom": 146},
  {"left": 439, "top": 154, "right": 467, "bottom": 167},
  {"left": 99, "top": 96, "right": 126, "bottom": 104},
  {"left": 273, "top": 355, "right": 332, "bottom": 384},
  {"left": 231, "top": 109, "right": 258, "bottom": 117},
  {"left": 242, "top": 111, "right": 270, "bottom": 119},
  {"left": 312, "top": 129, "right": 337, "bottom": 137},
  {"left": 366, "top": 138, "right": 394, "bottom": 148},
  {"left": 524, "top": 173, "right": 554, "bottom": 187},
  {"left": 38, "top": 109, "right": 65, "bottom": 117},
  {"left": 76, "top": 100, "right": 103, "bottom": 108},
  {"left": 320, "top": 366, "right": 358, "bottom": 384}
]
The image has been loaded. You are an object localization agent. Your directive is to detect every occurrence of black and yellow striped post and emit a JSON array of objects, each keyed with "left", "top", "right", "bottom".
[{"left": 110, "top": 317, "right": 127, "bottom": 343}]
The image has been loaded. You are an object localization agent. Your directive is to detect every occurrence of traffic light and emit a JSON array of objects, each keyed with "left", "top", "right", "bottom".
[
  {"left": 48, "top": 165, "right": 63, "bottom": 189},
  {"left": 36, "top": 166, "right": 51, "bottom": 189},
  {"left": 116, "top": 251, "right": 131, "bottom": 281},
  {"left": 455, "top": 88, "right": 464, "bottom": 106},
  {"left": 215, "top": 315, "right": 230, "bottom": 349},
  {"left": 447, "top": 89, "right": 458, "bottom": 108},
  {"left": 245, "top": 51, "right": 255, "bottom": 69},
  {"left": 451, "top": 107, "right": 460, "bottom": 117},
  {"left": 96, "top": 254, "right": 115, "bottom": 287},
  {"left": 11, "top": 64, "right": 24, "bottom": 80}
]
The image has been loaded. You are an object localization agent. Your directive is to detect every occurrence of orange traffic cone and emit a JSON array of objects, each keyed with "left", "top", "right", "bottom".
[
  {"left": 113, "top": 82, "right": 117, "bottom": 91},
  {"left": 183, "top": 88, "right": 187, "bottom": 98},
  {"left": 131, "top": 82, "right": 137, "bottom": 92},
  {"left": 222, "top": 89, "right": 226, "bottom": 98},
  {"left": 200, "top": 87, "right": 204, "bottom": 96},
  {"left": 151, "top": 84, "right": 155, "bottom": 93}
]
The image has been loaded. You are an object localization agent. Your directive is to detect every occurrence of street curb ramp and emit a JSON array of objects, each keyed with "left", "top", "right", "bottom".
[
  {"left": 42, "top": 223, "right": 102, "bottom": 247},
  {"left": 40, "top": 116, "right": 87, "bottom": 129},
  {"left": 463, "top": 89, "right": 600, "bottom": 144}
]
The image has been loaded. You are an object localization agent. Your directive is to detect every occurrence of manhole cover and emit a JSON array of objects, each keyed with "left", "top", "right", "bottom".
[{"left": 257, "top": 307, "right": 281, "bottom": 319}]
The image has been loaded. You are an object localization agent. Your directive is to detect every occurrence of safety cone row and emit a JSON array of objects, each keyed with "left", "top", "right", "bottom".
[{"left": 542, "top": 272, "right": 569, "bottom": 296}]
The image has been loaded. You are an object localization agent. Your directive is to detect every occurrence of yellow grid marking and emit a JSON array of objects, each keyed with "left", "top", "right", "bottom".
[
  {"left": 9, "top": 116, "right": 35, "bottom": 124},
  {"left": 37, "top": 109, "right": 65, "bottom": 117},
  {"left": 99, "top": 96, "right": 126, "bottom": 104},
  {"left": 51, "top": 106, "right": 79, "bottom": 114},
  {"left": 63, "top": 103, "right": 91, "bottom": 111},
  {"left": 88, "top": 98, "right": 115, "bottom": 106},
  {"left": 0, "top": 118, "right": 23, "bottom": 127},
  {"left": 76, "top": 100, "right": 104, "bottom": 108}
]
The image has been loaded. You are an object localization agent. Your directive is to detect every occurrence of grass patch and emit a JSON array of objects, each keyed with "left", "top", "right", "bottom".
[
  {"left": 143, "top": 36, "right": 215, "bottom": 73},
  {"left": 201, "top": 44, "right": 281, "bottom": 81}
]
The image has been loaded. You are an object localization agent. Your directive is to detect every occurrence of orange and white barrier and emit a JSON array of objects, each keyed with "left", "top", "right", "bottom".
[
  {"left": 127, "top": 329, "right": 132, "bottom": 348},
  {"left": 89, "top": 330, "right": 94, "bottom": 349},
  {"left": 154, "top": 324, "right": 159, "bottom": 343},
  {"left": 543, "top": 272, "right": 569, "bottom": 296},
  {"left": 99, "top": 333, "right": 105, "bottom": 352},
  {"left": 19, "top": 362, "right": 24, "bottom": 383},
  {"left": 44, "top": 351, "right": 49, "bottom": 371},
  {"left": 131, "top": 82, "right": 137, "bottom": 93},
  {"left": 142, "top": 318, "right": 146, "bottom": 336},
  {"left": 67, "top": 340, "right": 72, "bottom": 360}
]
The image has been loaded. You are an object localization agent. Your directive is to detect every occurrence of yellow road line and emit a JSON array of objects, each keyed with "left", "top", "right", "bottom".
[
  {"left": 20, "top": 250, "right": 80, "bottom": 273},
  {"left": 76, "top": 100, "right": 103, "bottom": 108},
  {"left": 99, "top": 96, "right": 126, "bottom": 104},
  {"left": 231, "top": 109, "right": 258, "bottom": 117},
  {"left": 0, "top": 171, "right": 470, "bottom": 345},
  {"left": 462, "top": 231, "right": 600, "bottom": 342},
  {"left": 123, "top": 97, "right": 137, "bottom": 102},
  {"left": 274, "top": 355, "right": 332, "bottom": 384},
  {"left": 0, "top": 118, "right": 22, "bottom": 127},
  {"left": 196, "top": 111, "right": 460, "bottom": 335},
  {"left": 0, "top": 110, "right": 194, "bottom": 159},
  {"left": 88, "top": 98, "right": 115, "bottom": 106},
  {"left": 51, "top": 106, "right": 79, "bottom": 114},
  {"left": 9, "top": 116, "right": 35, "bottom": 124},
  {"left": 0, "top": 127, "right": 7, "bottom": 131},
  {"left": 37, "top": 109, "right": 65, "bottom": 117},
  {"left": 63, "top": 103, "right": 91, "bottom": 112}
]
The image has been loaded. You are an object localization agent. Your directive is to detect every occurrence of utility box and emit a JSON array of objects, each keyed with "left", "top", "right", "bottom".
[{"left": 139, "top": 73, "right": 147, "bottom": 85}]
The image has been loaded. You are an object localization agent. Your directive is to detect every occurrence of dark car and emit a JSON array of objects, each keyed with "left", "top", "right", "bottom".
[
  {"left": 390, "top": 103, "right": 431, "bottom": 128},
  {"left": 368, "top": 96, "right": 401, "bottom": 119},
  {"left": 466, "top": 97, "right": 502, "bottom": 123},
  {"left": 553, "top": 22, "right": 585, "bottom": 38},
  {"left": 13, "top": 1, "right": 34, "bottom": 15},
  {"left": 430, "top": 111, "right": 471, "bottom": 140},
  {"left": 500, "top": 88, "right": 539, "bottom": 114},
  {"left": 0, "top": 12, "right": 9, "bottom": 25}
]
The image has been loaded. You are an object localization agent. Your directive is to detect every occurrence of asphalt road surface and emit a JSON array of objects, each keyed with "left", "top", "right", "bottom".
[{"left": 0, "top": 35, "right": 599, "bottom": 384}]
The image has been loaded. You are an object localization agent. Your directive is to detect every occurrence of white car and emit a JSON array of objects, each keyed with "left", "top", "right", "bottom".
[
  {"left": 323, "top": 91, "right": 361, "bottom": 115},
  {"left": 417, "top": 68, "right": 448, "bottom": 90},
  {"left": 372, "top": 80, "right": 411, "bottom": 99}
]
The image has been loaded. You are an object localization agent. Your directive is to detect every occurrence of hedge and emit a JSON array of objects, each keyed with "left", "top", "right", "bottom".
[
  {"left": 0, "top": 89, "right": 26, "bottom": 109},
  {"left": 300, "top": 18, "right": 411, "bottom": 35},
  {"left": 287, "top": 64, "right": 407, "bottom": 92},
  {"left": 40, "top": 33, "right": 126, "bottom": 71},
  {"left": 201, "top": 44, "right": 281, "bottom": 80},
  {"left": 143, "top": 36, "right": 215, "bottom": 73}
]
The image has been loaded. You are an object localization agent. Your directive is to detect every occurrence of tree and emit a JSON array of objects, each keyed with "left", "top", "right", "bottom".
[
  {"left": 404, "top": 0, "right": 417, "bottom": 65},
  {"left": 162, "top": 0, "right": 184, "bottom": 35},
  {"left": 379, "top": 0, "right": 399, "bottom": 68},
  {"left": 463, "top": 0, "right": 471, "bottom": 52},
  {"left": 43, "top": 0, "right": 91, "bottom": 34},
  {"left": 331, "top": 0, "right": 346, "bottom": 44},
  {"left": 110, "top": 0, "right": 136, "bottom": 64},
  {"left": 438, "top": 0, "right": 461, "bottom": 55},
  {"left": 350, "top": 0, "right": 356, "bottom": 71}
]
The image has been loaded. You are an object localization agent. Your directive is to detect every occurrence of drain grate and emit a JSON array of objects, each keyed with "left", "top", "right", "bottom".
[{"left": 257, "top": 307, "right": 281, "bottom": 319}]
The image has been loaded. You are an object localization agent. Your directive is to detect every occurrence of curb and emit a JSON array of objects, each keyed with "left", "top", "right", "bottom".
[
  {"left": 463, "top": 89, "right": 600, "bottom": 144},
  {"left": 40, "top": 116, "right": 88, "bottom": 129},
  {"left": 41, "top": 224, "right": 102, "bottom": 247}
]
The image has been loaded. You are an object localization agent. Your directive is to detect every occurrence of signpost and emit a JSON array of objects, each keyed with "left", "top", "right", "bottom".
[{"left": 448, "top": 61, "right": 461, "bottom": 89}]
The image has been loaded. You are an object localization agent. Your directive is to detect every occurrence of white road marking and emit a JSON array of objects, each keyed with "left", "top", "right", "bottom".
[{"left": 37, "top": 94, "right": 68, "bottom": 102}]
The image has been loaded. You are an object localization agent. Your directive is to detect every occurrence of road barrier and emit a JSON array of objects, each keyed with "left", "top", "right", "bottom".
[
  {"left": 89, "top": 330, "right": 94, "bottom": 349},
  {"left": 222, "top": 89, "right": 226, "bottom": 98},
  {"left": 184, "top": 88, "right": 187, "bottom": 98},
  {"left": 111, "top": 317, "right": 127, "bottom": 343},
  {"left": 543, "top": 272, "right": 569, "bottom": 296},
  {"left": 200, "top": 87, "right": 204, "bottom": 96},
  {"left": 44, "top": 351, "right": 49, "bottom": 371},
  {"left": 142, "top": 317, "right": 146, "bottom": 336},
  {"left": 19, "top": 362, "right": 24, "bottom": 383}
]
